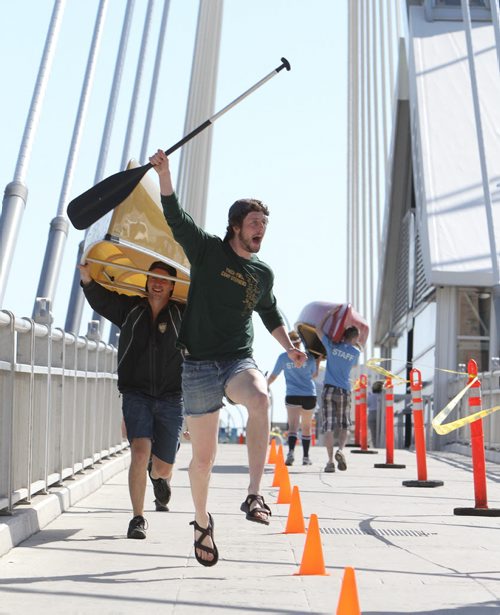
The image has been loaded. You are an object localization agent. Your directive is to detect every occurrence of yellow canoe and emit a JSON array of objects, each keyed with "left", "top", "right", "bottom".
[{"left": 81, "top": 160, "right": 190, "bottom": 303}]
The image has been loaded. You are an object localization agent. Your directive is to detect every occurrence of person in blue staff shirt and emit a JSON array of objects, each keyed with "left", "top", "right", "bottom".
[
  {"left": 267, "top": 330, "right": 319, "bottom": 466},
  {"left": 316, "top": 326, "right": 361, "bottom": 473}
]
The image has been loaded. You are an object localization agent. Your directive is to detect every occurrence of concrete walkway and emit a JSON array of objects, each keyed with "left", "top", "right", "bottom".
[{"left": 0, "top": 443, "right": 500, "bottom": 614}]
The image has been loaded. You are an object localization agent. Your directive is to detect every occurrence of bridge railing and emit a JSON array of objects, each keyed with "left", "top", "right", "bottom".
[{"left": 0, "top": 310, "right": 126, "bottom": 513}]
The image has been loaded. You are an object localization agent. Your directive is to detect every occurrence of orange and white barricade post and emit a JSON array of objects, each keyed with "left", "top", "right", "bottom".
[
  {"left": 347, "top": 378, "right": 361, "bottom": 447},
  {"left": 403, "top": 368, "right": 443, "bottom": 488},
  {"left": 454, "top": 359, "right": 500, "bottom": 516},
  {"left": 352, "top": 374, "right": 378, "bottom": 455},
  {"left": 374, "top": 377, "right": 406, "bottom": 469}
]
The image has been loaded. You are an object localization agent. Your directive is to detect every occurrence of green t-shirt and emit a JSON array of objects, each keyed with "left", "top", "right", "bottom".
[{"left": 161, "top": 193, "right": 284, "bottom": 360}]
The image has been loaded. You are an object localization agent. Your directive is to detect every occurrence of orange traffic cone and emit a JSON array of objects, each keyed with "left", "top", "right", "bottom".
[
  {"left": 294, "top": 514, "right": 329, "bottom": 576},
  {"left": 276, "top": 465, "right": 292, "bottom": 504},
  {"left": 336, "top": 567, "right": 361, "bottom": 615},
  {"left": 272, "top": 455, "right": 285, "bottom": 487},
  {"left": 276, "top": 443, "right": 285, "bottom": 466},
  {"left": 283, "top": 485, "right": 306, "bottom": 533},
  {"left": 267, "top": 438, "right": 277, "bottom": 464}
]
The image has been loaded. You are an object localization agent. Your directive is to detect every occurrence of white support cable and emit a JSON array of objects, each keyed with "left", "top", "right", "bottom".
[
  {"left": 353, "top": 1, "right": 359, "bottom": 308},
  {"left": 352, "top": 0, "right": 360, "bottom": 310},
  {"left": 347, "top": 1, "right": 353, "bottom": 302},
  {"left": 387, "top": 0, "right": 395, "bottom": 102},
  {"left": 57, "top": 0, "right": 109, "bottom": 217},
  {"left": 120, "top": 0, "right": 155, "bottom": 171},
  {"left": 14, "top": 0, "right": 66, "bottom": 184},
  {"left": 372, "top": 0, "right": 382, "bottom": 253},
  {"left": 140, "top": 0, "right": 171, "bottom": 163},
  {"left": 360, "top": 1, "right": 368, "bottom": 323},
  {"left": 396, "top": 0, "right": 402, "bottom": 39},
  {"left": 379, "top": 0, "right": 389, "bottom": 170},
  {"left": 490, "top": 0, "right": 500, "bottom": 72},
  {"left": 366, "top": 0, "right": 375, "bottom": 343},
  {"left": 94, "top": 0, "right": 135, "bottom": 184},
  {"left": 0, "top": 0, "right": 66, "bottom": 308},
  {"left": 461, "top": 0, "right": 499, "bottom": 282},
  {"left": 177, "top": 0, "right": 223, "bottom": 227}
]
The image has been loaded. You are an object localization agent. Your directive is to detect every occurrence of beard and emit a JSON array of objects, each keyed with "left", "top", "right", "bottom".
[{"left": 237, "top": 232, "right": 263, "bottom": 254}]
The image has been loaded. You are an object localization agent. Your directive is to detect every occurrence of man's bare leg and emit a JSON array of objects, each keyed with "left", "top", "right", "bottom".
[
  {"left": 226, "top": 369, "right": 270, "bottom": 521},
  {"left": 129, "top": 437, "right": 152, "bottom": 517},
  {"left": 337, "top": 427, "right": 348, "bottom": 450},
  {"left": 149, "top": 456, "right": 174, "bottom": 481},
  {"left": 324, "top": 430, "right": 335, "bottom": 463},
  {"left": 186, "top": 411, "right": 219, "bottom": 564}
]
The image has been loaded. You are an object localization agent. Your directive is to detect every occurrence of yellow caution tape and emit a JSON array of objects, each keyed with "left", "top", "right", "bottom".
[
  {"left": 431, "top": 376, "right": 500, "bottom": 434},
  {"left": 365, "top": 358, "right": 407, "bottom": 384},
  {"left": 365, "top": 358, "right": 500, "bottom": 435},
  {"left": 366, "top": 357, "right": 467, "bottom": 384}
]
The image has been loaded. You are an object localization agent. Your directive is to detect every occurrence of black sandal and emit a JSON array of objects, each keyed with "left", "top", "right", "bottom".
[
  {"left": 189, "top": 513, "right": 219, "bottom": 567},
  {"left": 240, "top": 494, "right": 272, "bottom": 525}
]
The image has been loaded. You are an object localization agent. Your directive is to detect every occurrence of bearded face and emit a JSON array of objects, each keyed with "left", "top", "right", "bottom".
[{"left": 233, "top": 211, "right": 268, "bottom": 254}]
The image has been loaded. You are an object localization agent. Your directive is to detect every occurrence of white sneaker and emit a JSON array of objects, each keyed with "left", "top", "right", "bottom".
[{"left": 302, "top": 457, "right": 312, "bottom": 465}]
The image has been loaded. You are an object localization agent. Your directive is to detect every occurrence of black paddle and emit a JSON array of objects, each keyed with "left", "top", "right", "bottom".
[{"left": 67, "top": 57, "right": 291, "bottom": 230}]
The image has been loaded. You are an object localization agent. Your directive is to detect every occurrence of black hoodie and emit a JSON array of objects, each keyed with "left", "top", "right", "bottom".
[{"left": 81, "top": 280, "right": 184, "bottom": 398}]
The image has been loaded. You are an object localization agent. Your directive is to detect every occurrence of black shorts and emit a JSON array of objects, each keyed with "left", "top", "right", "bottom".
[{"left": 285, "top": 395, "right": 317, "bottom": 410}]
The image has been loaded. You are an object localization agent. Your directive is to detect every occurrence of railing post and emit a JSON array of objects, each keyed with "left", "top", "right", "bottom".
[
  {"left": 0, "top": 311, "right": 16, "bottom": 514},
  {"left": 18, "top": 317, "right": 37, "bottom": 501}
]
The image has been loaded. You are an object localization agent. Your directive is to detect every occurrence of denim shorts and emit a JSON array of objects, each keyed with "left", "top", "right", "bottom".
[
  {"left": 182, "top": 357, "right": 260, "bottom": 416},
  {"left": 122, "top": 391, "right": 184, "bottom": 463}
]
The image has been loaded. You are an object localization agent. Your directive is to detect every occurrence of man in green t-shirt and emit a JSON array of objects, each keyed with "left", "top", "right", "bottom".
[{"left": 149, "top": 148, "right": 306, "bottom": 567}]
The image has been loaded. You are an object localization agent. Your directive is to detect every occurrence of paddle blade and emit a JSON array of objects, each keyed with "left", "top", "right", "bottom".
[{"left": 67, "top": 163, "right": 152, "bottom": 230}]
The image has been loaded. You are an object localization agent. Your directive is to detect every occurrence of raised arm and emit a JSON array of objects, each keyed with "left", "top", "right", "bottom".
[
  {"left": 149, "top": 149, "right": 174, "bottom": 196},
  {"left": 78, "top": 262, "right": 137, "bottom": 327}
]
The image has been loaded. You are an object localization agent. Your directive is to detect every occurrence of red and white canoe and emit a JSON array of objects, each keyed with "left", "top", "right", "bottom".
[{"left": 295, "top": 302, "right": 369, "bottom": 357}]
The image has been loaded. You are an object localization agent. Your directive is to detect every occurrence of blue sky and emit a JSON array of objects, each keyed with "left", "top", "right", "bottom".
[{"left": 0, "top": 0, "right": 348, "bottom": 425}]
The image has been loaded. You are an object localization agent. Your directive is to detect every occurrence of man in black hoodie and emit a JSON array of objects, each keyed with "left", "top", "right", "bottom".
[{"left": 80, "top": 260, "right": 184, "bottom": 540}]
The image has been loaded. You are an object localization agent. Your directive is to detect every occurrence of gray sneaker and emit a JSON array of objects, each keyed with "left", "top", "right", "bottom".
[
  {"left": 324, "top": 461, "right": 336, "bottom": 473},
  {"left": 285, "top": 451, "right": 295, "bottom": 466},
  {"left": 302, "top": 457, "right": 312, "bottom": 466},
  {"left": 335, "top": 450, "right": 347, "bottom": 471}
]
